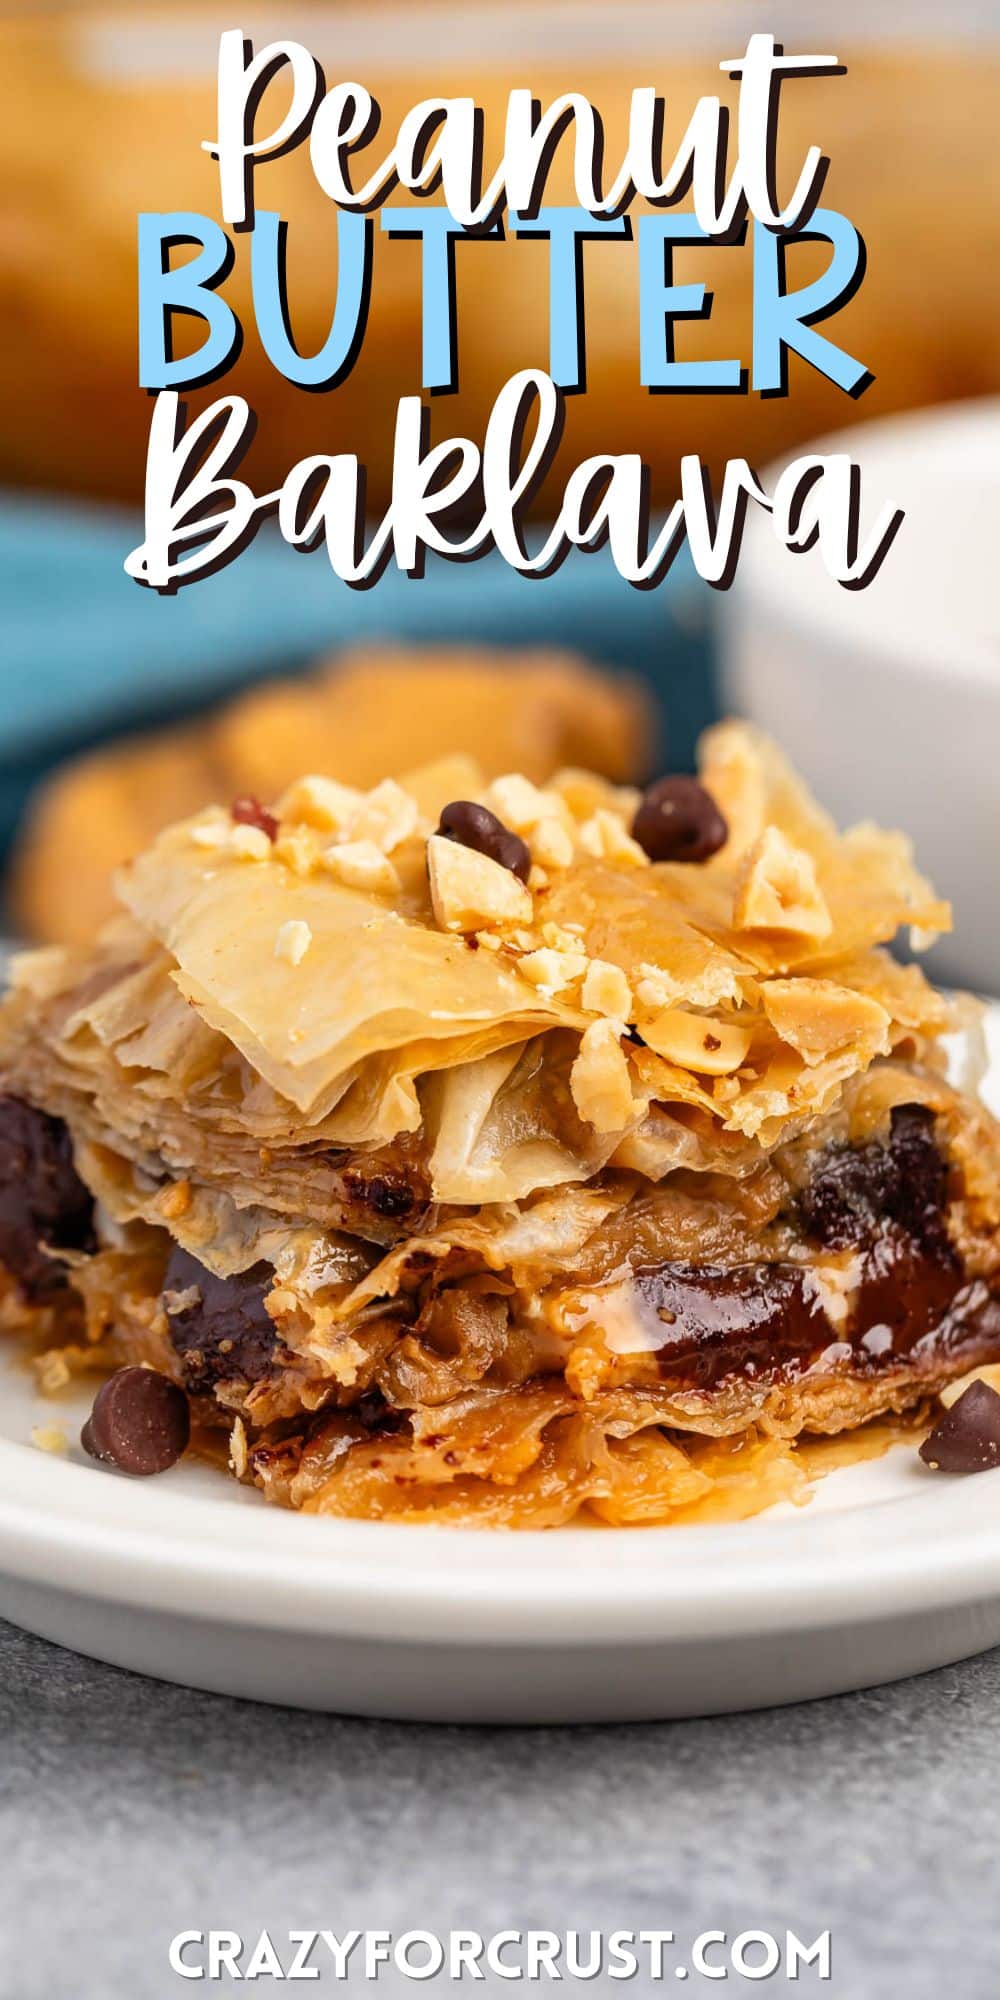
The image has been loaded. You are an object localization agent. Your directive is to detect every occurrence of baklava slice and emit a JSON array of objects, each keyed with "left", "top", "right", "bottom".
[{"left": 2, "top": 724, "right": 998, "bottom": 1525}]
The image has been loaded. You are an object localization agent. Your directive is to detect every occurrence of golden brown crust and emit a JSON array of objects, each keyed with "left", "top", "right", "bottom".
[{"left": 4, "top": 723, "right": 951, "bottom": 1198}]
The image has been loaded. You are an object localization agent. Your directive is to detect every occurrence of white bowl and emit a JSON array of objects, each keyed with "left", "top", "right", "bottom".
[{"left": 719, "top": 398, "right": 1000, "bottom": 992}]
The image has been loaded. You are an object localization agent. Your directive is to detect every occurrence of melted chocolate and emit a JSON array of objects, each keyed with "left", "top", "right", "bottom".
[
  {"left": 342, "top": 1169, "right": 418, "bottom": 1220},
  {"left": 637, "top": 1106, "right": 1000, "bottom": 1393},
  {"left": 163, "top": 1246, "right": 280, "bottom": 1392},
  {"left": 639, "top": 1245, "right": 1000, "bottom": 1393},
  {"left": 352, "top": 1386, "right": 410, "bottom": 1437},
  {"left": 0, "top": 1095, "right": 95, "bottom": 1300},
  {"left": 799, "top": 1102, "right": 949, "bottom": 1255},
  {"left": 636, "top": 1262, "right": 825, "bottom": 1389}
]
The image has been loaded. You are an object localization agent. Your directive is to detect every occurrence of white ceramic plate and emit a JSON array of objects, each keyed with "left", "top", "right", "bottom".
[
  {"left": 1, "top": 1009, "right": 998, "bottom": 1723},
  {"left": 719, "top": 397, "right": 1000, "bottom": 994}
]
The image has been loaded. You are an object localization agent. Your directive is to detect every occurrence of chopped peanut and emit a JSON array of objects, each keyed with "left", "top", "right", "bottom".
[
  {"left": 638, "top": 1007, "right": 752, "bottom": 1075},
  {"left": 229, "top": 1417, "right": 249, "bottom": 1479},
  {"left": 570, "top": 1019, "right": 637, "bottom": 1132},
  {"left": 488, "top": 773, "right": 561, "bottom": 831},
  {"left": 273, "top": 825, "right": 319, "bottom": 876},
  {"left": 581, "top": 959, "right": 632, "bottom": 1023},
  {"left": 733, "top": 827, "right": 832, "bottom": 939},
  {"left": 578, "top": 809, "right": 647, "bottom": 866},
  {"left": 350, "top": 779, "right": 419, "bottom": 854},
  {"left": 228, "top": 823, "right": 272, "bottom": 862},
  {"left": 486, "top": 775, "right": 575, "bottom": 870},
  {"left": 278, "top": 774, "right": 361, "bottom": 833},
  {"left": 697, "top": 721, "right": 769, "bottom": 855},
  {"left": 158, "top": 1180, "right": 192, "bottom": 1221},
  {"left": 634, "top": 963, "right": 685, "bottom": 1011},
  {"left": 552, "top": 767, "right": 641, "bottom": 822},
  {"left": 274, "top": 919, "right": 312, "bottom": 965},
  {"left": 542, "top": 920, "right": 586, "bottom": 951},
  {"left": 31, "top": 1425, "right": 68, "bottom": 1456},
  {"left": 518, "top": 947, "right": 588, "bottom": 997},
  {"left": 321, "top": 841, "right": 401, "bottom": 894},
  {"left": 531, "top": 818, "right": 574, "bottom": 870},
  {"left": 189, "top": 813, "right": 231, "bottom": 851},
  {"left": 34, "top": 1350, "right": 72, "bottom": 1394},
  {"left": 426, "top": 834, "right": 532, "bottom": 932}
]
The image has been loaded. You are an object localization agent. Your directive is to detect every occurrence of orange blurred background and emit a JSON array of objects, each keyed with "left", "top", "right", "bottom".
[{"left": 3, "top": 1, "right": 999, "bottom": 514}]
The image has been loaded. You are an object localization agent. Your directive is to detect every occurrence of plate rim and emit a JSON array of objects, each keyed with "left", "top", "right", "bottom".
[{"left": 3, "top": 1434, "right": 1000, "bottom": 1647}]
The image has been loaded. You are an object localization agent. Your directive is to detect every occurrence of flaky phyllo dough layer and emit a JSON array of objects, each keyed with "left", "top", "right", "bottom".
[{"left": 2, "top": 723, "right": 999, "bottom": 1525}]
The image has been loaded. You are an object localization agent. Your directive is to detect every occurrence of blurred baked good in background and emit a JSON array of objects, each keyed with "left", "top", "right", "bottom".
[
  {"left": 9, "top": 646, "right": 653, "bottom": 945},
  {"left": 2, "top": 3, "right": 999, "bottom": 512}
]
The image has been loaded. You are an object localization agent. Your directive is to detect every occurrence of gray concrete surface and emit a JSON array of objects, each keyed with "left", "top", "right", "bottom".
[{"left": 0, "top": 1620, "right": 992, "bottom": 2000}]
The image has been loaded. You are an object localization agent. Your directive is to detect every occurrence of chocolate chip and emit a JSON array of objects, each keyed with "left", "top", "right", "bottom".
[
  {"left": 437, "top": 800, "right": 531, "bottom": 883},
  {"left": 919, "top": 1380, "right": 1000, "bottom": 1474},
  {"left": 631, "top": 777, "right": 728, "bottom": 863},
  {"left": 231, "top": 795, "right": 278, "bottom": 841},
  {"left": 0, "top": 1095, "right": 95, "bottom": 1300},
  {"left": 801, "top": 1103, "right": 949, "bottom": 1256},
  {"left": 81, "top": 1367, "right": 190, "bottom": 1476},
  {"left": 163, "top": 1246, "right": 279, "bottom": 1393},
  {"left": 343, "top": 1170, "right": 416, "bottom": 1219},
  {"left": 352, "top": 1386, "right": 409, "bottom": 1437}
]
